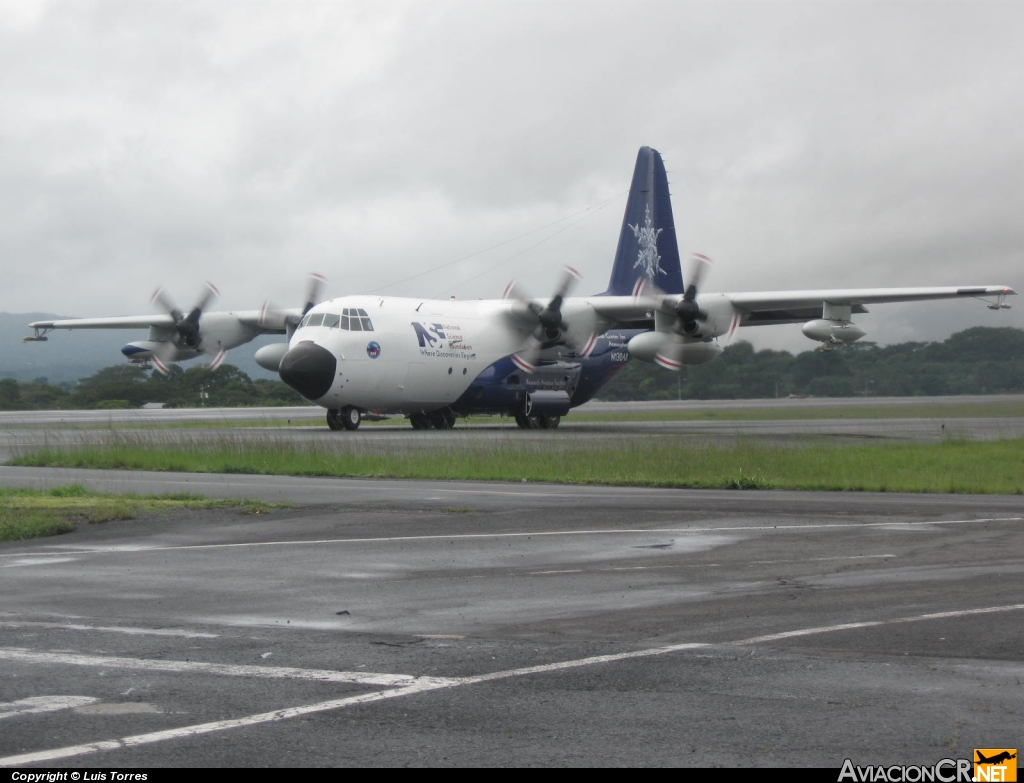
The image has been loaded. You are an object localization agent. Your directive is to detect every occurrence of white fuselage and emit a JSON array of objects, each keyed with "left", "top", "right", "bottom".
[{"left": 288, "top": 296, "right": 531, "bottom": 412}]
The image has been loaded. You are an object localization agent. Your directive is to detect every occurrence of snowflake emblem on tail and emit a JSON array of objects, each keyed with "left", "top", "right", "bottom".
[{"left": 629, "top": 204, "right": 665, "bottom": 278}]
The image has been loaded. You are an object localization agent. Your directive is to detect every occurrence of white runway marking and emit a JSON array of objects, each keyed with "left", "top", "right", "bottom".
[
  {"left": 1, "top": 557, "right": 79, "bottom": 568},
  {"left": 2, "top": 517, "right": 1019, "bottom": 559},
  {"left": 0, "top": 621, "right": 218, "bottom": 639},
  {"left": 0, "top": 648, "right": 457, "bottom": 688},
  {"left": 0, "top": 696, "right": 100, "bottom": 721},
  {"left": 3, "top": 602, "right": 1022, "bottom": 767},
  {"left": 737, "top": 604, "right": 1024, "bottom": 646}
]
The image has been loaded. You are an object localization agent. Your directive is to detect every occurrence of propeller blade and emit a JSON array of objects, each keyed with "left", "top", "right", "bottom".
[
  {"left": 507, "top": 266, "right": 585, "bottom": 370},
  {"left": 574, "top": 331, "right": 598, "bottom": 358},
  {"left": 537, "top": 265, "right": 582, "bottom": 334},
  {"left": 152, "top": 283, "right": 219, "bottom": 350},
  {"left": 631, "top": 278, "right": 673, "bottom": 315},
  {"left": 190, "top": 282, "right": 220, "bottom": 316},
  {"left": 511, "top": 334, "right": 543, "bottom": 374},
  {"left": 208, "top": 348, "right": 228, "bottom": 371},
  {"left": 262, "top": 273, "right": 329, "bottom": 334},
  {"left": 150, "top": 341, "right": 178, "bottom": 377},
  {"left": 302, "top": 273, "right": 327, "bottom": 316},
  {"left": 675, "top": 254, "right": 712, "bottom": 331},
  {"left": 548, "top": 265, "right": 582, "bottom": 309},
  {"left": 151, "top": 287, "right": 183, "bottom": 323},
  {"left": 683, "top": 253, "right": 712, "bottom": 302},
  {"left": 151, "top": 355, "right": 172, "bottom": 376},
  {"left": 259, "top": 299, "right": 289, "bottom": 329},
  {"left": 654, "top": 334, "right": 686, "bottom": 371}
]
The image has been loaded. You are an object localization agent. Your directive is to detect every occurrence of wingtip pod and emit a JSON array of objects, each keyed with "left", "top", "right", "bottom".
[{"left": 603, "top": 147, "right": 684, "bottom": 297}]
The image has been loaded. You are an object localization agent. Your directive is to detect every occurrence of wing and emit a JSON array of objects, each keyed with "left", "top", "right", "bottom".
[
  {"left": 725, "top": 285, "right": 1017, "bottom": 327},
  {"left": 27, "top": 315, "right": 177, "bottom": 331},
  {"left": 584, "top": 285, "right": 1016, "bottom": 328},
  {"left": 27, "top": 309, "right": 300, "bottom": 335}
]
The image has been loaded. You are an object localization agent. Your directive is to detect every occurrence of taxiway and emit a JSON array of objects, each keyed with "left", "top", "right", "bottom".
[{"left": 1, "top": 467, "right": 1021, "bottom": 767}]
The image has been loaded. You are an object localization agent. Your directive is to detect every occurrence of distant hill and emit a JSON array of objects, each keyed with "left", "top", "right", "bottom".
[{"left": 1, "top": 312, "right": 280, "bottom": 384}]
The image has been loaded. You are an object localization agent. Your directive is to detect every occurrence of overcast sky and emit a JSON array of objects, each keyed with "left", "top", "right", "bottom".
[{"left": 2, "top": 0, "right": 1020, "bottom": 353}]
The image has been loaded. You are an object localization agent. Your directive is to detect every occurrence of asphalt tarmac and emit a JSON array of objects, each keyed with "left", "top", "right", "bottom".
[{"left": 1, "top": 465, "right": 1022, "bottom": 768}]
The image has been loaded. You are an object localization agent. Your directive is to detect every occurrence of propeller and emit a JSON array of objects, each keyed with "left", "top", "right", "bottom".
[
  {"left": 149, "top": 282, "right": 222, "bottom": 375},
  {"left": 151, "top": 282, "right": 219, "bottom": 349},
  {"left": 675, "top": 253, "right": 712, "bottom": 334},
  {"left": 259, "top": 273, "right": 327, "bottom": 333},
  {"left": 638, "top": 253, "right": 714, "bottom": 371},
  {"left": 504, "top": 266, "right": 593, "bottom": 373}
]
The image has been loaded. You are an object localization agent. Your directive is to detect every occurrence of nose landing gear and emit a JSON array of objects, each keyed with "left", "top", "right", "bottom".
[{"left": 327, "top": 406, "right": 362, "bottom": 431}]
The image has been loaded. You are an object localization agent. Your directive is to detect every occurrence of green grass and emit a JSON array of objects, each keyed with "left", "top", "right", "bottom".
[
  {"left": 11, "top": 436, "right": 1024, "bottom": 494},
  {"left": 568, "top": 401, "right": 1024, "bottom": 422},
  {"left": 7, "top": 400, "right": 1020, "bottom": 431},
  {"left": 0, "top": 484, "right": 286, "bottom": 542}
]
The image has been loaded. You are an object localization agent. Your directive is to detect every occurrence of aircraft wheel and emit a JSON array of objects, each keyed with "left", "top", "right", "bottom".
[
  {"left": 341, "top": 405, "right": 361, "bottom": 431},
  {"left": 410, "top": 412, "right": 432, "bottom": 430},
  {"left": 429, "top": 408, "right": 456, "bottom": 429},
  {"left": 539, "top": 414, "right": 560, "bottom": 429},
  {"left": 515, "top": 412, "right": 540, "bottom": 429},
  {"left": 326, "top": 409, "right": 342, "bottom": 430}
]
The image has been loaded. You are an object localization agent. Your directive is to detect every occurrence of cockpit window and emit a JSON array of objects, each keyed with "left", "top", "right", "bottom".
[
  {"left": 300, "top": 308, "right": 373, "bottom": 332},
  {"left": 336, "top": 308, "right": 373, "bottom": 331}
]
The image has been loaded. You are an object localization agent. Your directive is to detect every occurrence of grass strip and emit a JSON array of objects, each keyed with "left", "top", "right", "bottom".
[
  {"left": 568, "top": 401, "right": 1024, "bottom": 422},
  {"left": 11, "top": 437, "right": 1024, "bottom": 494},
  {"left": 6, "top": 400, "right": 1021, "bottom": 431},
  {"left": 0, "top": 485, "right": 285, "bottom": 542}
]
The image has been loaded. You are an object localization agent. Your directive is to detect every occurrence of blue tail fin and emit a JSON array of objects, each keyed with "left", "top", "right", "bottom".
[{"left": 602, "top": 146, "right": 684, "bottom": 296}]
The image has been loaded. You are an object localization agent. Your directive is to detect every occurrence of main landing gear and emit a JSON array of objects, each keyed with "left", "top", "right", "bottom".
[
  {"left": 326, "top": 406, "right": 361, "bottom": 431},
  {"left": 409, "top": 408, "right": 457, "bottom": 430},
  {"left": 513, "top": 394, "right": 562, "bottom": 429},
  {"left": 514, "top": 412, "right": 560, "bottom": 429}
]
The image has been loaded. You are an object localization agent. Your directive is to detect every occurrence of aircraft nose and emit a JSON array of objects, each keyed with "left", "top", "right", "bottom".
[{"left": 279, "top": 341, "right": 337, "bottom": 400}]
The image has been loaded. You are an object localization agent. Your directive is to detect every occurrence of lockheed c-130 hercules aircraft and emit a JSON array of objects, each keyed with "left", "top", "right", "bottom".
[{"left": 25, "top": 146, "right": 1015, "bottom": 430}]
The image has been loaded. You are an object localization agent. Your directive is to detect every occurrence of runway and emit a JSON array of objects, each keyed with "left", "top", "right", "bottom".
[
  {"left": 2, "top": 393, "right": 1022, "bottom": 426},
  {"left": 1, "top": 467, "right": 1022, "bottom": 767},
  {"left": 1, "top": 395, "right": 1023, "bottom": 464}
]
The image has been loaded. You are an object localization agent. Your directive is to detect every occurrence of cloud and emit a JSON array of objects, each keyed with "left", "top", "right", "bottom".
[{"left": 2, "top": 0, "right": 1020, "bottom": 352}]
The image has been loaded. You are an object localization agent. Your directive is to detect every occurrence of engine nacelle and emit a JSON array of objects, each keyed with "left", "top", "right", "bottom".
[
  {"left": 254, "top": 342, "right": 291, "bottom": 372},
  {"left": 801, "top": 319, "right": 866, "bottom": 345},
  {"left": 122, "top": 340, "right": 199, "bottom": 363},
  {"left": 627, "top": 331, "right": 723, "bottom": 365},
  {"left": 121, "top": 341, "right": 160, "bottom": 361}
]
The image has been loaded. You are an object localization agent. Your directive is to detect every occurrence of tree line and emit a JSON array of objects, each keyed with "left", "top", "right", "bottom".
[
  {"left": 600, "top": 326, "right": 1024, "bottom": 401},
  {"left": 0, "top": 364, "right": 304, "bottom": 411},
  {"left": 1, "top": 326, "right": 1021, "bottom": 411}
]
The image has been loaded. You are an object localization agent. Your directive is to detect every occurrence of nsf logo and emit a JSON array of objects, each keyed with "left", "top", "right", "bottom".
[{"left": 366, "top": 341, "right": 381, "bottom": 359}]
